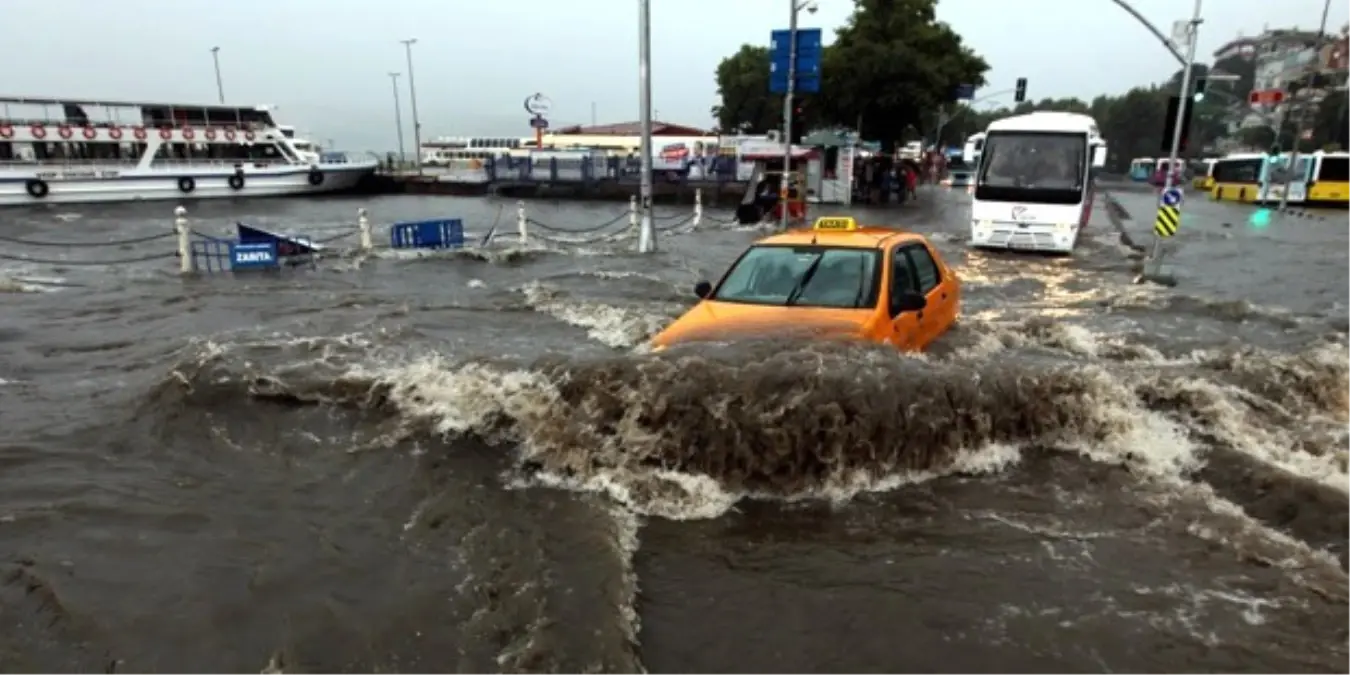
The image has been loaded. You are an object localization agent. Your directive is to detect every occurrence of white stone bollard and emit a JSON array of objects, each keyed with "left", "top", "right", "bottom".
[
  {"left": 693, "top": 188, "right": 703, "bottom": 227},
  {"left": 516, "top": 200, "right": 528, "bottom": 244},
  {"left": 357, "top": 207, "right": 373, "bottom": 252},
  {"left": 629, "top": 195, "right": 638, "bottom": 230},
  {"left": 174, "top": 205, "right": 193, "bottom": 274}
]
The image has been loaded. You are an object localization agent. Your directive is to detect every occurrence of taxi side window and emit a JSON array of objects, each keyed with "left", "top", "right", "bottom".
[
  {"left": 891, "top": 249, "right": 919, "bottom": 295},
  {"left": 902, "top": 245, "right": 942, "bottom": 294}
]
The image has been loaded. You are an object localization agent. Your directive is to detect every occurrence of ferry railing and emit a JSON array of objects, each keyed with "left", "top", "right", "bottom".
[{"left": 0, "top": 116, "right": 272, "bottom": 130}]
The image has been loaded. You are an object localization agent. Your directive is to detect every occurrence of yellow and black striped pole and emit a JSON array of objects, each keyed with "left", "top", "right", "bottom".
[{"left": 1153, "top": 204, "right": 1180, "bottom": 238}]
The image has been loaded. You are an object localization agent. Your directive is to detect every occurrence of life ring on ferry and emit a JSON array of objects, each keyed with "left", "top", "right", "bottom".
[
  {"left": 228, "top": 174, "right": 245, "bottom": 191},
  {"left": 58, "top": 125, "right": 73, "bottom": 140},
  {"left": 25, "top": 179, "right": 49, "bottom": 199},
  {"left": 178, "top": 177, "right": 196, "bottom": 194},
  {"left": 204, "top": 127, "right": 217, "bottom": 141},
  {"left": 159, "top": 128, "right": 173, "bottom": 140},
  {"left": 133, "top": 127, "right": 147, "bottom": 141},
  {"left": 244, "top": 131, "right": 256, "bottom": 142},
  {"left": 182, "top": 128, "right": 195, "bottom": 141},
  {"left": 224, "top": 129, "right": 237, "bottom": 141},
  {"left": 108, "top": 127, "right": 124, "bottom": 140},
  {"left": 30, "top": 125, "right": 46, "bottom": 139},
  {"left": 0, "top": 124, "right": 12, "bottom": 139},
  {"left": 307, "top": 170, "right": 325, "bottom": 186},
  {"left": 82, "top": 126, "right": 97, "bottom": 140}
]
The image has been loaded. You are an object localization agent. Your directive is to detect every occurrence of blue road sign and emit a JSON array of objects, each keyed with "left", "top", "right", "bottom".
[
  {"left": 769, "top": 28, "right": 823, "bottom": 94},
  {"left": 529, "top": 115, "right": 549, "bottom": 130},
  {"left": 1160, "top": 187, "right": 1184, "bottom": 208},
  {"left": 954, "top": 83, "right": 976, "bottom": 100}
]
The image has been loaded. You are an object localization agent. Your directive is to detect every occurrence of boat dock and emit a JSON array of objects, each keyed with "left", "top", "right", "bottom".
[{"left": 357, "top": 156, "right": 750, "bottom": 206}]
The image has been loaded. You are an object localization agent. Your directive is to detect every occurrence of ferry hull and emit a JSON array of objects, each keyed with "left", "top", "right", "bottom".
[{"left": 0, "top": 165, "right": 375, "bottom": 207}]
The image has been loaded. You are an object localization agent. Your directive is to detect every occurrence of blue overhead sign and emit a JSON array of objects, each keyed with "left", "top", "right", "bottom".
[
  {"left": 953, "top": 83, "right": 976, "bottom": 100},
  {"left": 769, "top": 28, "right": 823, "bottom": 94}
]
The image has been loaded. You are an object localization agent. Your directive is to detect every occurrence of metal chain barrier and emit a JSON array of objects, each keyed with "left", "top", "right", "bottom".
[
  {"left": 526, "top": 210, "right": 629, "bottom": 234},
  {"left": 0, "top": 250, "right": 179, "bottom": 265},
  {"left": 0, "top": 230, "right": 176, "bottom": 247}
]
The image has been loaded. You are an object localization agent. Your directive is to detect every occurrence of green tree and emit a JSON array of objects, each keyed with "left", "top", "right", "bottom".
[
  {"left": 822, "top": 0, "right": 988, "bottom": 148},
  {"left": 709, "top": 0, "right": 988, "bottom": 147},
  {"left": 710, "top": 45, "right": 779, "bottom": 134}
]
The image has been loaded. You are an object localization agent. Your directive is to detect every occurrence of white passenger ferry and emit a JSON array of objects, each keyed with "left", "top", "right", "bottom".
[
  {"left": 0, "top": 96, "right": 377, "bottom": 206},
  {"left": 969, "top": 112, "right": 1108, "bottom": 254}
]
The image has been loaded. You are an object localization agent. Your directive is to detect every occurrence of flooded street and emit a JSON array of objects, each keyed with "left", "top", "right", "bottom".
[{"left": 0, "top": 188, "right": 1345, "bottom": 673}]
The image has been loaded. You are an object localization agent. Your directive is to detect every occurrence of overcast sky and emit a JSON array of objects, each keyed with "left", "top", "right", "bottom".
[{"left": 3, "top": 0, "right": 1345, "bottom": 151}]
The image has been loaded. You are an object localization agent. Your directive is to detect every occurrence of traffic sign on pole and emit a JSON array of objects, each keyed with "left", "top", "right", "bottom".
[
  {"left": 1160, "top": 186, "right": 1184, "bottom": 208},
  {"left": 769, "top": 28, "right": 823, "bottom": 94}
]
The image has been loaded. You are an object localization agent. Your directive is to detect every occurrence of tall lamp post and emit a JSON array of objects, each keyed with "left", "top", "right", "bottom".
[
  {"left": 637, "top": 0, "right": 655, "bottom": 253},
  {"left": 388, "top": 72, "right": 407, "bottom": 166},
  {"left": 1279, "top": 0, "right": 1333, "bottom": 212},
  {"left": 210, "top": 47, "right": 225, "bottom": 104},
  {"left": 400, "top": 38, "right": 424, "bottom": 174},
  {"left": 779, "top": 0, "right": 819, "bottom": 231}
]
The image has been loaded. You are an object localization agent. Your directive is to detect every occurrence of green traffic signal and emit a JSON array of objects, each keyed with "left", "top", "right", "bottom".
[{"left": 1250, "top": 208, "right": 1272, "bottom": 229}]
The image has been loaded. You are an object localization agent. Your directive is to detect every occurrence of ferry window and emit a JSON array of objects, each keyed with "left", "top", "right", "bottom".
[
  {"left": 1318, "top": 156, "right": 1349, "bottom": 182},
  {"left": 901, "top": 245, "right": 941, "bottom": 294},
  {"left": 0, "top": 142, "right": 12, "bottom": 162},
  {"left": 1211, "top": 158, "right": 1262, "bottom": 184}
]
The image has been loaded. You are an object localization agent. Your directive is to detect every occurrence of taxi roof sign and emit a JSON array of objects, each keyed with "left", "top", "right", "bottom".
[{"left": 812, "top": 216, "right": 859, "bottom": 231}]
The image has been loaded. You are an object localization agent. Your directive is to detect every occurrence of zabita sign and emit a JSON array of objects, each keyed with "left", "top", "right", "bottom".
[{"left": 230, "top": 242, "right": 278, "bottom": 268}]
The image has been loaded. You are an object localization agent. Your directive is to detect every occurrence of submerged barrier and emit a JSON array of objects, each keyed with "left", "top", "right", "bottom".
[{"left": 0, "top": 189, "right": 734, "bottom": 275}]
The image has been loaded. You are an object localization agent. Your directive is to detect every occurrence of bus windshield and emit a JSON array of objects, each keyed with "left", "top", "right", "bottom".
[
  {"left": 975, "top": 131, "right": 1087, "bottom": 205},
  {"left": 712, "top": 245, "right": 881, "bottom": 309}
]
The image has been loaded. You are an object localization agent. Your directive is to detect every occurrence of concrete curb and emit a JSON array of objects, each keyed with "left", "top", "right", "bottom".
[{"left": 1100, "top": 191, "right": 1147, "bottom": 253}]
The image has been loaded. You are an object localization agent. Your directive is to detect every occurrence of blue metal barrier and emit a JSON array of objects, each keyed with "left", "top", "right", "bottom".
[
  {"left": 188, "top": 224, "right": 322, "bottom": 273},
  {"left": 390, "top": 219, "right": 465, "bottom": 250}
]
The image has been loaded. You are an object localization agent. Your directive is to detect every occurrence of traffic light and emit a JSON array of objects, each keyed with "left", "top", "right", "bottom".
[
  {"left": 1192, "top": 77, "right": 1207, "bottom": 102},
  {"left": 1014, "top": 78, "right": 1027, "bottom": 103},
  {"left": 1161, "top": 95, "right": 1194, "bottom": 153}
]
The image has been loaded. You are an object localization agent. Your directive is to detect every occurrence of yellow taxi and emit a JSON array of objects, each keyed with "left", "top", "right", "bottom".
[{"left": 650, "top": 216, "right": 961, "bottom": 351}]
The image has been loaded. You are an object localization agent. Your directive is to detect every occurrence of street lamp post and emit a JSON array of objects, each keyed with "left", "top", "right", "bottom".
[
  {"left": 1146, "top": 0, "right": 1202, "bottom": 278},
  {"left": 778, "top": 0, "right": 819, "bottom": 231},
  {"left": 637, "top": 0, "right": 656, "bottom": 253},
  {"left": 400, "top": 38, "right": 424, "bottom": 174},
  {"left": 388, "top": 72, "right": 407, "bottom": 167},
  {"left": 1279, "top": 0, "right": 1333, "bottom": 212},
  {"left": 210, "top": 47, "right": 225, "bottom": 104}
]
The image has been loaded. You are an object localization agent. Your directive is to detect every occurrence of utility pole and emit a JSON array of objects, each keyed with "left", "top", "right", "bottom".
[
  {"left": 1147, "top": 0, "right": 1201, "bottom": 277},
  {"left": 388, "top": 72, "right": 407, "bottom": 166},
  {"left": 779, "top": 0, "right": 800, "bottom": 231},
  {"left": 401, "top": 38, "right": 424, "bottom": 175},
  {"left": 1279, "top": 0, "right": 1332, "bottom": 211},
  {"left": 210, "top": 47, "right": 225, "bottom": 104},
  {"left": 637, "top": 0, "right": 656, "bottom": 253}
]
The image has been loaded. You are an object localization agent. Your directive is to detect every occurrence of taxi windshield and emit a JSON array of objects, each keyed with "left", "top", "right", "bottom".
[{"left": 712, "top": 245, "right": 881, "bottom": 309}]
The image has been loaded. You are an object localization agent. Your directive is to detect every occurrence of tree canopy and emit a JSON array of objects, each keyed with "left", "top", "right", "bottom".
[
  {"left": 712, "top": 7, "right": 1348, "bottom": 170},
  {"left": 711, "top": 0, "right": 988, "bottom": 148}
]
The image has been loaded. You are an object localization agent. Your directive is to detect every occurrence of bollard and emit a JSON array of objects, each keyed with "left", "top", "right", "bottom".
[
  {"left": 629, "top": 195, "right": 638, "bottom": 230},
  {"left": 516, "top": 200, "right": 528, "bottom": 243},
  {"left": 693, "top": 188, "right": 703, "bottom": 227},
  {"left": 174, "top": 205, "right": 193, "bottom": 274},
  {"left": 357, "top": 207, "right": 373, "bottom": 252}
]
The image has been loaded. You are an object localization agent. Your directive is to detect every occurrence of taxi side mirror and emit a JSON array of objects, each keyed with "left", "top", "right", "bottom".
[
  {"left": 694, "top": 280, "right": 713, "bottom": 299},
  {"left": 889, "top": 291, "right": 926, "bottom": 316}
]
